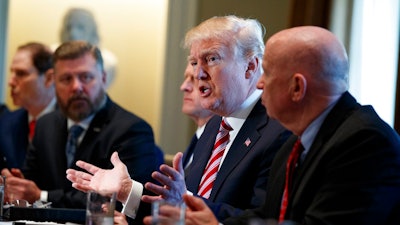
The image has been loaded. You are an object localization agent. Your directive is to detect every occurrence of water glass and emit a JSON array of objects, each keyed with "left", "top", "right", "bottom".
[
  {"left": 85, "top": 191, "right": 116, "bottom": 225},
  {"left": 152, "top": 200, "right": 186, "bottom": 225}
]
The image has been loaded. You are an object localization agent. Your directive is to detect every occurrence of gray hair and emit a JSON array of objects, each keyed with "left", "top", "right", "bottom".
[{"left": 184, "top": 15, "right": 266, "bottom": 61}]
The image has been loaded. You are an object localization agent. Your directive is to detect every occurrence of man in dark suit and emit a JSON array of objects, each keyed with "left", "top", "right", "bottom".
[
  {"left": 174, "top": 26, "right": 400, "bottom": 225},
  {"left": 0, "top": 42, "right": 55, "bottom": 169},
  {"left": 1, "top": 41, "right": 163, "bottom": 217},
  {"left": 66, "top": 15, "right": 290, "bottom": 222}
]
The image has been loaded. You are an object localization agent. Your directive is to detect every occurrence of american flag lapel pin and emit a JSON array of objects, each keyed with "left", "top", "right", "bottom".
[{"left": 244, "top": 138, "right": 251, "bottom": 147}]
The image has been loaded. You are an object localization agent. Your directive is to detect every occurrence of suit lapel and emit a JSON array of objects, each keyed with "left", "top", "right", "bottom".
[
  {"left": 185, "top": 116, "right": 221, "bottom": 193},
  {"left": 46, "top": 110, "right": 69, "bottom": 179},
  {"left": 182, "top": 134, "right": 198, "bottom": 168},
  {"left": 76, "top": 97, "right": 113, "bottom": 160},
  {"left": 290, "top": 92, "right": 361, "bottom": 201},
  {"left": 209, "top": 101, "right": 267, "bottom": 200}
]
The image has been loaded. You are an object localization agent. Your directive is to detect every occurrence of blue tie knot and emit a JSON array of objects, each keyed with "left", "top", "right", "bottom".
[{"left": 69, "top": 125, "right": 84, "bottom": 139}]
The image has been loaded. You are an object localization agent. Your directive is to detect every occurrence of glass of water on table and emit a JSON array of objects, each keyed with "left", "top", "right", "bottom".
[{"left": 86, "top": 191, "right": 116, "bottom": 225}]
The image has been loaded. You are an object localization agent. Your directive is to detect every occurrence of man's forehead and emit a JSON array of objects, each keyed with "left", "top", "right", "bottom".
[{"left": 11, "top": 51, "right": 33, "bottom": 67}]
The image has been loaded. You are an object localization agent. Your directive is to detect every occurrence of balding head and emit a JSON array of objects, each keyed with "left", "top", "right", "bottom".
[
  {"left": 257, "top": 26, "right": 349, "bottom": 135},
  {"left": 268, "top": 26, "right": 349, "bottom": 95}
]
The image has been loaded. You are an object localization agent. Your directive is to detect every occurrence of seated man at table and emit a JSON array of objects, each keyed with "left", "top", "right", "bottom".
[
  {"left": 1, "top": 41, "right": 163, "bottom": 221},
  {"left": 0, "top": 42, "right": 56, "bottom": 170}
]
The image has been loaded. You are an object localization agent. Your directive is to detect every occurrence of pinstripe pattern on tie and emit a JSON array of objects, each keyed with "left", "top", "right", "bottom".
[{"left": 197, "top": 118, "right": 232, "bottom": 199}]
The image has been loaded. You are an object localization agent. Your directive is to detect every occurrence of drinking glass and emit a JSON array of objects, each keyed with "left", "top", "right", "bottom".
[
  {"left": 85, "top": 191, "right": 116, "bottom": 225},
  {"left": 152, "top": 200, "right": 186, "bottom": 225}
]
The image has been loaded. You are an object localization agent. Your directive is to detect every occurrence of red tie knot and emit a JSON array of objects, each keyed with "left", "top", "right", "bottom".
[
  {"left": 221, "top": 118, "right": 233, "bottom": 131},
  {"left": 29, "top": 119, "right": 36, "bottom": 140}
]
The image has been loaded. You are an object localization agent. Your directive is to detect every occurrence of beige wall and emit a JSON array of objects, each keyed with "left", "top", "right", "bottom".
[{"left": 5, "top": 0, "right": 168, "bottom": 143}]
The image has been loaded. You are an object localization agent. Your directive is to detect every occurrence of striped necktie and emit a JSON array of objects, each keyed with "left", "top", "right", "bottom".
[{"left": 197, "top": 118, "right": 232, "bottom": 199}]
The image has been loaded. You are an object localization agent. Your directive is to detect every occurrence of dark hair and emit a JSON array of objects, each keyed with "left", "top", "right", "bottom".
[
  {"left": 53, "top": 40, "right": 104, "bottom": 70},
  {"left": 17, "top": 42, "right": 53, "bottom": 75}
]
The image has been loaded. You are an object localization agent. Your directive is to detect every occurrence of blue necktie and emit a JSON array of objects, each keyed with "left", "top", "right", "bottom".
[{"left": 66, "top": 125, "right": 84, "bottom": 167}]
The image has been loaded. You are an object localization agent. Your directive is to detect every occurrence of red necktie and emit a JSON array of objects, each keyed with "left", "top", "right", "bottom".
[
  {"left": 198, "top": 118, "right": 233, "bottom": 199},
  {"left": 29, "top": 119, "right": 36, "bottom": 141},
  {"left": 279, "top": 138, "right": 304, "bottom": 222}
]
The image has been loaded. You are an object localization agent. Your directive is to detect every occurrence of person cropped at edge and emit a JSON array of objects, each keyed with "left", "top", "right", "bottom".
[
  {"left": 1, "top": 41, "right": 163, "bottom": 220},
  {"left": 66, "top": 15, "right": 291, "bottom": 221},
  {"left": 160, "top": 26, "right": 400, "bottom": 225},
  {"left": 0, "top": 42, "right": 55, "bottom": 170}
]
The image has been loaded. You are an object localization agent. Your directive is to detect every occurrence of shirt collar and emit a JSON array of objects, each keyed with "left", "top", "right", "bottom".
[
  {"left": 224, "top": 89, "right": 262, "bottom": 138},
  {"left": 301, "top": 97, "right": 340, "bottom": 155},
  {"left": 67, "top": 114, "right": 95, "bottom": 131},
  {"left": 196, "top": 123, "right": 207, "bottom": 138}
]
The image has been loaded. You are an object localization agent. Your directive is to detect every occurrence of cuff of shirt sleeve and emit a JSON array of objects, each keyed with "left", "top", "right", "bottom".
[
  {"left": 121, "top": 180, "right": 143, "bottom": 219},
  {"left": 40, "top": 190, "right": 48, "bottom": 202}
]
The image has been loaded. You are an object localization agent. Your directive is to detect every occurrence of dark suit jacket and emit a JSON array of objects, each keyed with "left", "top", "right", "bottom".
[
  {"left": 0, "top": 108, "right": 30, "bottom": 169},
  {"left": 0, "top": 104, "right": 8, "bottom": 116},
  {"left": 224, "top": 92, "right": 400, "bottom": 225},
  {"left": 23, "top": 97, "right": 163, "bottom": 215},
  {"left": 185, "top": 100, "right": 291, "bottom": 220}
]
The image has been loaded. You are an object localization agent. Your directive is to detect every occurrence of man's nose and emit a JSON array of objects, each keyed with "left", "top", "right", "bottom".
[
  {"left": 71, "top": 77, "right": 84, "bottom": 92},
  {"left": 195, "top": 66, "right": 207, "bottom": 80}
]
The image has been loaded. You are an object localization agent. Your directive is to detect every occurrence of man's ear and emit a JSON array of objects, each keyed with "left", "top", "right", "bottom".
[
  {"left": 245, "top": 56, "right": 259, "bottom": 79},
  {"left": 291, "top": 73, "right": 306, "bottom": 102},
  {"left": 44, "top": 69, "right": 55, "bottom": 87}
]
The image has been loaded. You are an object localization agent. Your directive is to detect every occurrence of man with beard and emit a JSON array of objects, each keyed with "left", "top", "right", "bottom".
[{"left": 2, "top": 41, "right": 163, "bottom": 218}]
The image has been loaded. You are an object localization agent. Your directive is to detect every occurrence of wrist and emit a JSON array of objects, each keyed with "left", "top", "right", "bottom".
[{"left": 118, "top": 178, "right": 133, "bottom": 203}]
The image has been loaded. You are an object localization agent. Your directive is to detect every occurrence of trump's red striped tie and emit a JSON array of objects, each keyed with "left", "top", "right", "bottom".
[{"left": 197, "top": 118, "right": 233, "bottom": 199}]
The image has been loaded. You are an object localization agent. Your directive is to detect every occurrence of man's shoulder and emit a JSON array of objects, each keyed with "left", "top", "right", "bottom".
[
  {"left": 0, "top": 108, "right": 27, "bottom": 125},
  {"left": 99, "top": 100, "right": 152, "bottom": 131}
]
